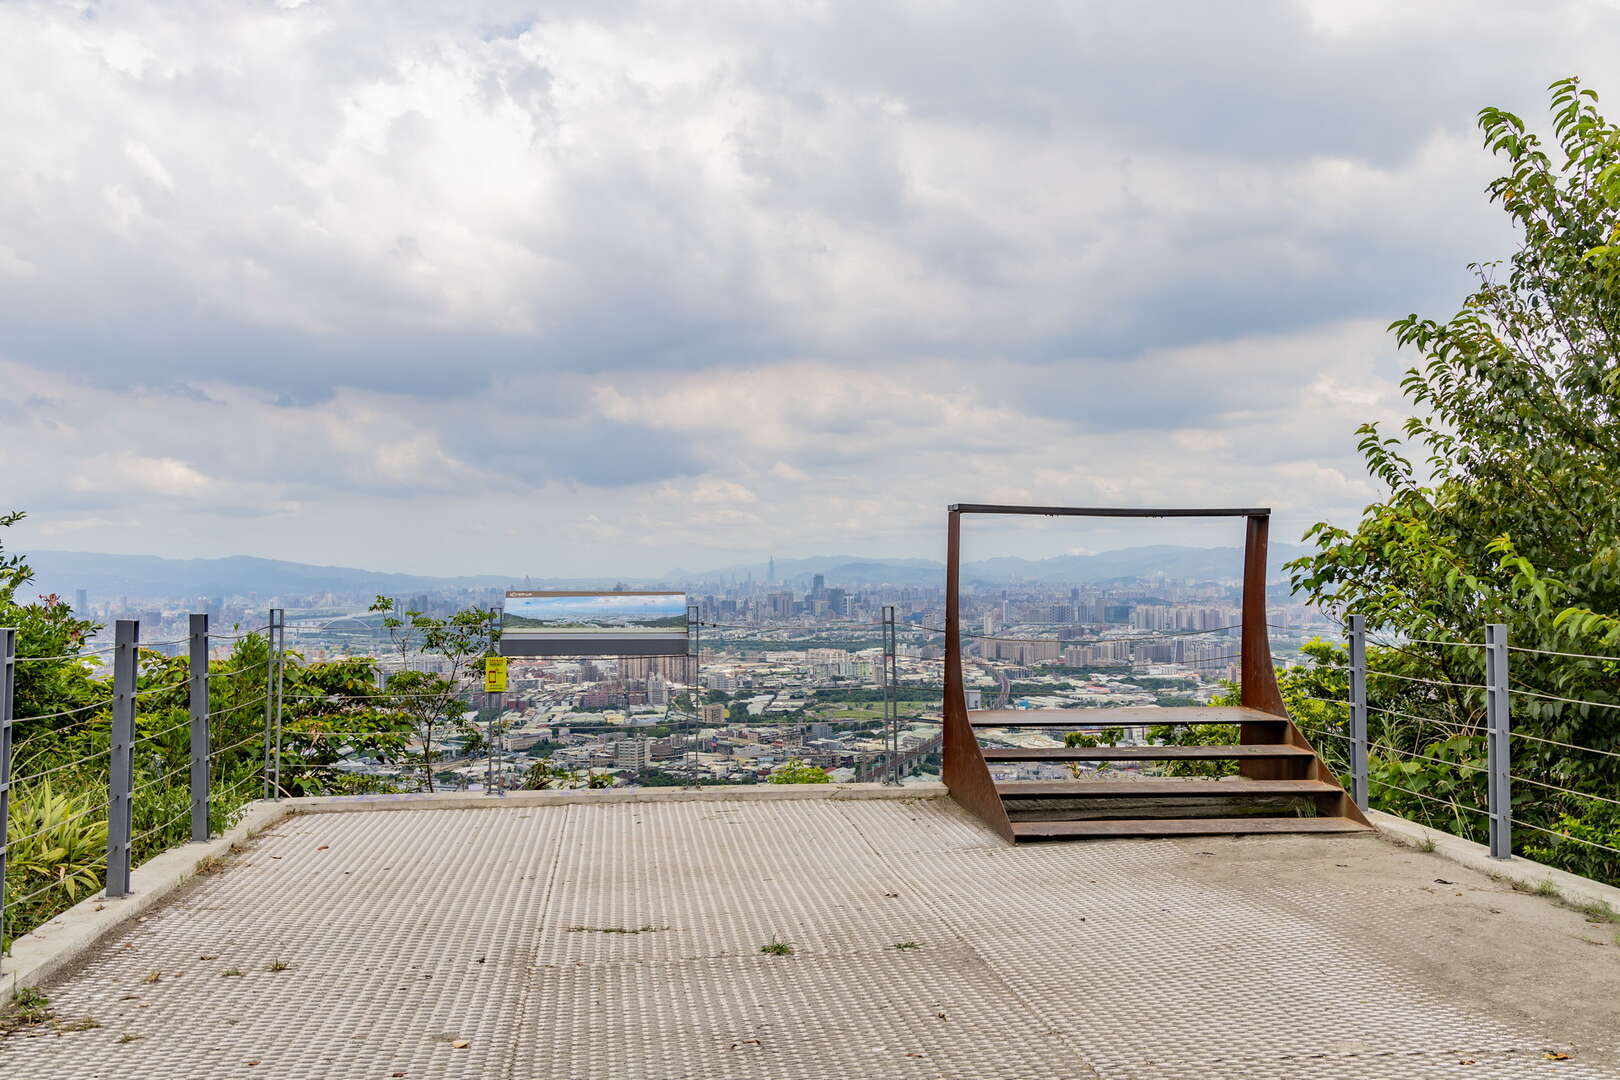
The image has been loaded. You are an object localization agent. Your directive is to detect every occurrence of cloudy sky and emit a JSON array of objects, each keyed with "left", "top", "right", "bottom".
[{"left": 0, "top": 0, "right": 1612, "bottom": 576}]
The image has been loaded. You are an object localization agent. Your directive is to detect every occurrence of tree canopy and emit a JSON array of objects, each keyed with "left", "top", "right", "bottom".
[{"left": 1289, "top": 78, "right": 1620, "bottom": 880}]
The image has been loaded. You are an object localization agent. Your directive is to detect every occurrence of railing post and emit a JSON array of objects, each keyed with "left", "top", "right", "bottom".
[
  {"left": 685, "top": 604, "right": 701, "bottom": 789},
  {"left": 0, "top": 626, "right": 16, "bottom": 970},
  {"left": 1485, "top": 622, "right": 1512, "bottom": 859},
  {"left": 263, "top": 608, "right": 283, "bottom": 801},
  {"left": 189, "top": 613, "right": 210, "bottom": 842},
  {"left": 273, "top": 609, "right": 286, "bottom": 799},
  {"left": 1347, "top": 614, "right": 1369, "bottom": 811},
  {"left": 107, "top": 619, "right": 138, "bottom": 898},
  {"left": 487, "top": 608, "right": 501, "bottom": 797},
  {"left": 883, "top": 605, "right": 899, "bottom": 785}
]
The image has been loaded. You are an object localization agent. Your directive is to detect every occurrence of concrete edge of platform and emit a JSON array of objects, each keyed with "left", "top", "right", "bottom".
[
  {"left": 1370, "top": 809, "right": 1620, "bottom": 915},
  {"left": 281, "top": 781, "right": 949, "bottom": 814},
  {"left": 1, "top": 800, "right": 290, "bottom": 1000},
  {"left": 1, "top": 782, "right": 950, "bottom": 999}
]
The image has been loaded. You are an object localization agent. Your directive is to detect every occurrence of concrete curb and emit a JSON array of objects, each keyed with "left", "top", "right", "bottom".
[
  {"left": 1, "top": 800, "right": 289, "bottom": 999},
  {"left": 281, "top": 781, "right": 948, "bottom": 814},
  {"left": 2, "top": 783, "right": 947, "bottom": 996},
  {"left": 1370, "top": 809, "right": 1620, "bottom": 914}
]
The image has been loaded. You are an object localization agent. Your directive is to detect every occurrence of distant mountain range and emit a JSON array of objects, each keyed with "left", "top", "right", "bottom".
[
  {"left": 18, "top": 542, "right": 1312, "bottom": 606},
  {"left": 677, "top": 545, "right": 1311, "bottom": 589},
  {"left": 22, "top": 552, "right": 524, "bottom": 604}
]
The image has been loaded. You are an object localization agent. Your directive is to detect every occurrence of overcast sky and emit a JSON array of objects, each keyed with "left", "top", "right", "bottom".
[{"left": 0, "top": 0, "right": 1612, "bottom": 576}]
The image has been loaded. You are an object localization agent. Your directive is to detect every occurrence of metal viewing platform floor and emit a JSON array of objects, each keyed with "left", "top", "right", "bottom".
[{"left": 4, "top": 794, "right": 1618, "bottom": 1079}]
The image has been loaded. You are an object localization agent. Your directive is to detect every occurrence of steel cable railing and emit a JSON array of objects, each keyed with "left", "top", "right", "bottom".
[
  {"left": 1507, "top": 686, "right": 1620, "bottom": 711},
  {"left": 1366, "top": 670, "right": 1486, "bottom": 691},
  {"left": 1509, "top": 774, "right": 1620, "bottom": 810},
  {"left": 12, "top": 644, "right": 120, "bottom": 664},
  {"left": 1508, "top": 730, "right": 1620, "bottom": 760},
  {"left": 130, "top": 759, "right": 195, "bottom": 796},
  {"left": 205, "top": 624, "right": 273, "bottom": 641},
  {"left": 204, "top": 693, "right": 270, "bottom": 720},
  {"left": 3, "top": 796, "right": 114, "bottom": 850},
  {"left": 1366, "top": 703, "right": 1474, "bottom": 735},
  {"left": 131, "top": 803, "right": 197, "bottom": 848},
  {"left": 9, "top": 745, "right": 114, "bottom": 784},
  {"left": 1368, "top": 776, "right": 1491, "bottom": 816},
  {"left": 14, "top": 697, "right": 114, "bottom": 724},
  {"left": 1508, "top": 644, "right": 1620, "bottom": 662},
  {"left": 132, "top": 679, "right": 191, "bottom": 698},
  {"left": 1367, "top": 740, "right": 1488, "bottom": 774},
  {"left": 209, "top": 660, "right": 272, "bottom": 678},
  {"left": 0, "top": 855, "right": 111, "bottom": 914},
  {"left": 1510, "top": 818, "right": 1620, "bottom": 858}
]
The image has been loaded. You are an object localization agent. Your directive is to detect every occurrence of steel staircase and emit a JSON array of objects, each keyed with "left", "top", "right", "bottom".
[{"left": 941, "top": 504, "right": 1370, "bottom": 843}]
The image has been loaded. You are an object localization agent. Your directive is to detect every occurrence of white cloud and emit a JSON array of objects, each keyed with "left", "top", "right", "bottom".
[{"left": 0, "top": 0, "right": 1610, "bottom": 574}]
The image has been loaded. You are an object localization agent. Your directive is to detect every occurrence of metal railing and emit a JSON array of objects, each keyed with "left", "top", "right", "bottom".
[
  {"left": 1312, "top": 614, "right": 1620, "bottom": 866},
  {"left": 0, "top": 612, "right": 295, "bottom": 974}
]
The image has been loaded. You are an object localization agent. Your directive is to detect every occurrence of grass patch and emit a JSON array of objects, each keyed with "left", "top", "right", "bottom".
[
  {"left": 893, "top": 942, "right": 922, "bottom": 950},
  {"left": 221, "top": 968, "right": 244, "bottom": 977},
  {"left": 57, "top": 1016, "right": 99, "bottom": 1033},
  {"left": 1573, "top": 899, "right": 1617, "bottom": 924},
  {"left": 566, "top": 925, "right": 669, "bottom": 935},
  {"left": 3, "top": 988, "right": 52, "bottom": 1032},
  {"left": 118, "top": 1033, "right": 142, "bottom": 1043},
  {"left": 759, "top": 938, "right": 794, "bottom": 957},
  {"left": 267, "top": 960, "right": 290, "bottom": 972}
]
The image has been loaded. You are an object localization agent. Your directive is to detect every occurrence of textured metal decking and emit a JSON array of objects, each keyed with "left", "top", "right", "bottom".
[{"left": 4, "top": 797, "right": 1618, "bottom": 1078}]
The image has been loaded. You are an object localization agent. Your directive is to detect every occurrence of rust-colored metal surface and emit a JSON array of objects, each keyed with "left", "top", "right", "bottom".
[
  {"left": 1009, "top": 817, "right": 1371, "bottom": 841},
  {"left": 939, "top": 502, "right": 1368, "bottom": 837},
  {"left": 1238, "top": 513, "right": 1288, "bottom": 719},
  {"left": 995, "top": 778, "right": 1340, "bottom": 799},
  {"left": 942, "top": 509, "right": 1014, "bottom": 841},
  {"left": 981, "top": 744, "right": 1313, "bottom": 762},
  {"left": 966, "top": 705, "right": 1289, "bottom": 728}
]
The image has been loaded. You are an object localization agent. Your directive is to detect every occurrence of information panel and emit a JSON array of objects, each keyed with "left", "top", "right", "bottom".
[{"left": 498, "top": 591, "right": 690, "bottom": 657}]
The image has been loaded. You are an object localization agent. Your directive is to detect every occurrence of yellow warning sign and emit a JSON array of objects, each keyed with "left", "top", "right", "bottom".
[{"left": 483, "top": 656, "right": 508, "bottom": 693}]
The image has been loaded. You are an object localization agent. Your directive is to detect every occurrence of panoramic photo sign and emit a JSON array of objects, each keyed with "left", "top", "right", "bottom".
[{"left": 498, "top": 591, "right": 690, "bottom": 657}]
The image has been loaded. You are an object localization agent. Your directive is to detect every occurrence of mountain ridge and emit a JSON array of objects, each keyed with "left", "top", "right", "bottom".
[{"left": 21, "top": 543, "right": 1313, "bottom": 604}]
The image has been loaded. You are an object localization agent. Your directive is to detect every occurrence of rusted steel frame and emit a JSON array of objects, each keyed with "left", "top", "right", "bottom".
[
  {"left": 943, "top": 509, "right": 1014, "bottom": 840},
  {"left": 944, "top": 502, "right": 1365, "bottom": 825},
  {"left": 1233, "top": 514, "right": 1366, "bottom": 818},
  {"left": 948, "top": 504, "right": 1270, "bottom": 517}
]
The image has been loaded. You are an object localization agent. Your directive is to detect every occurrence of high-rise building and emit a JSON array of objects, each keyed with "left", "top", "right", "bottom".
[
  {"left": 74, "top": 588, "right": 88, "bottom": 616},
  {"left": 614, "top": 739, "right": 654, "bottom": 769}
]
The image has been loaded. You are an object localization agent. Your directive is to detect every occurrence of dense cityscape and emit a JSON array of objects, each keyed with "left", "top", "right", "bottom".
[{"left": 65, "top": 566, "right": 1336, "bottom": 792}]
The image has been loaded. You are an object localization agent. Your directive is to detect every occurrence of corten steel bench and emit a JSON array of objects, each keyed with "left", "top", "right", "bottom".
[{"left": 941, "top": 504, "right": 1370, "bottom": 841}]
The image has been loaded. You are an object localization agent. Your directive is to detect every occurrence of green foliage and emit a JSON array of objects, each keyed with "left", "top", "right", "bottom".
[
  {"left": 1287, "top": 79, "right": 1620, "bottom": 884},
  {"left": 0, "top": 509, "right": 515, "bottom": 945},
  {"left": 811, "top": 688, "right": 939, "bottom": 703},
  {"left": 517, "top": 758, "right": 616, "bottom": 790},
  {"left": 2, "top": 784, "right": 109, "bottom": 951},
  {"left": 1524, "top": 803, "right": 1620, "bottom": 884},
  {"left": 368, "top": 596, "right": 500, "bottom": 792},
  {"left": 766, "top": 758, "right": 832, "bottom": 784},
  {"left": 1064, "top": 727, "right": 1124, "bottom": 748}
]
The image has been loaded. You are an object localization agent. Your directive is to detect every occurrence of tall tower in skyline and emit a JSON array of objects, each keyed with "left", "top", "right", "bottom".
[{"left": 767, "top": 555, "right": 775, "bottom": 586}]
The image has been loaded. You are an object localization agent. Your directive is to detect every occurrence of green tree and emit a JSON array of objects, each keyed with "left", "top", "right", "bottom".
[
  {"left": 1290, "top": 78, "right": 1620, "bottom": 878},
  {"left": 369, "top": 596, "right": 501, "bottom": 792},
  {"left": 767, "top": 758, "right": 832, "bottom": 784}
]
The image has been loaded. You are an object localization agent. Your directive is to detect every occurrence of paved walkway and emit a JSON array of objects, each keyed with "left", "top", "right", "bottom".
[{"left": 4, "top": 796, "right": 1618, "bottom": 1079}]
